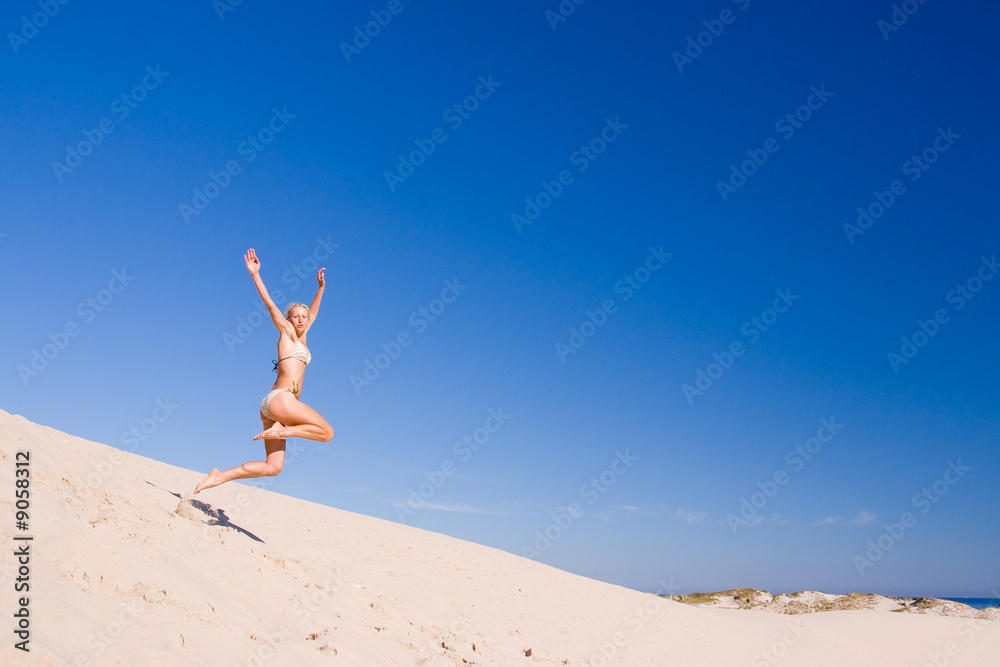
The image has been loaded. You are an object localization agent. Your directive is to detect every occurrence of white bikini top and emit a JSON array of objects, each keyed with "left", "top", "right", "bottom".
[{"left": 273, "top": 341, "right": 311, "bottom": 370}]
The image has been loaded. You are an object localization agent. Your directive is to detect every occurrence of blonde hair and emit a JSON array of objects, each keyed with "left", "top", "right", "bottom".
[{"left": 286, "top": 302, "right": 309, "bottom": 319}]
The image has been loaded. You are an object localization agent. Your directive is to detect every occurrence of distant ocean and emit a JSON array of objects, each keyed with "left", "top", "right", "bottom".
[{"left": 942, "top": 598, "right": 999, "bottom": 610}]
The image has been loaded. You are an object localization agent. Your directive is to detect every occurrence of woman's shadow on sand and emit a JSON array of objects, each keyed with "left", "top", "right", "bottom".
[{"left": 148, "top": 482, "right": 264, "bottom": 543}]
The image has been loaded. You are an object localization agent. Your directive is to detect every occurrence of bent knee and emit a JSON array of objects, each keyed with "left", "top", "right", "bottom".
[
  {"left": 264, "top": 464, "right": 284, "bottom": 476},
  {"left": 322, "top": 427, "right": 334, "bottom": 443}
]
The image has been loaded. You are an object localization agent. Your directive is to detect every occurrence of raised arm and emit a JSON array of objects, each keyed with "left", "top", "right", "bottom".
[
  {"left": 245, "top": 249, "right": 292, "bottom": 334},
  {"left": 307, "top": 267, "right": 326, "bottom": 323}
]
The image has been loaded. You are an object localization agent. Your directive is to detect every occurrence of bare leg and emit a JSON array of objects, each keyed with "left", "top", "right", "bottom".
[
  {"left": 193, "top": 392, "right": 331, "bottom": 494},
  {"left": 254, "top": 422, "right": 330, "bottom": 441},
  {"left": 254, "top": 391, "right": 333, "bottom": 443},
  {"left": 194, "top": 436, "right": 286, "bottom": 494}
]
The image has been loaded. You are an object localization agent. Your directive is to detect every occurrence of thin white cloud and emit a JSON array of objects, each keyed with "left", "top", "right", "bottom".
[
  {"left": 845, "top": 509, "right": 877, "bottom": 526},
  {"left": 816, "top": 510, "right": 877, "bottom": 527},
  {"left": 671, "top": 508, "right": 708, "bottom": 524},
  {"left": 418, "top": 502, "right": 502, "bottom": 515}
]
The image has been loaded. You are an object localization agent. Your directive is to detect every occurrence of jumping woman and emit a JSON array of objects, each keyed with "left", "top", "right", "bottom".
[{"left": 194, "top": 248, "right": 334, "bottom": 494}]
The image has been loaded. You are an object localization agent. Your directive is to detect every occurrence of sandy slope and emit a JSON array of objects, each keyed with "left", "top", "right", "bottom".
[{"left": 0, "top": 409, "right": 997, "bottom": 666}]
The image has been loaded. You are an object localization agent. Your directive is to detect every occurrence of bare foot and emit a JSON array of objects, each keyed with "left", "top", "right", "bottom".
[
  {"left": 254, "top": 424, "right": 284, "bottom": 441},
  {"left": 194, "top": 468, "right": 221, "bottom": 494}
]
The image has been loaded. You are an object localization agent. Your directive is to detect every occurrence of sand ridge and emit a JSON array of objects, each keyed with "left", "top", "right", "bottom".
[{"left": 669, "top": 589, "right": 1000, "bottom": 620}]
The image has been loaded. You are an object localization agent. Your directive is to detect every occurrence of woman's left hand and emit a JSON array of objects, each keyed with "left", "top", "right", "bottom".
[{"left": 317, "top": 267, "right": 326, "bottom": 288}]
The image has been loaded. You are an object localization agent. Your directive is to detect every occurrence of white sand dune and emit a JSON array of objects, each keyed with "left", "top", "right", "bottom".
[{"left": 0, "top": 409, "right": 997, "bottom": 666}]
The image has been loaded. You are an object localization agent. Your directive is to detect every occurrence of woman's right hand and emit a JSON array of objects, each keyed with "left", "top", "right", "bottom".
[{"left": 245, "top": 248, "right": 261, "bottom": 275}]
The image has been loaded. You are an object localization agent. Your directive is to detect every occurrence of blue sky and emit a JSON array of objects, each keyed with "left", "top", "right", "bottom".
[{"left": 2, "top": 0, "right": 998, "bottom": 598}]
